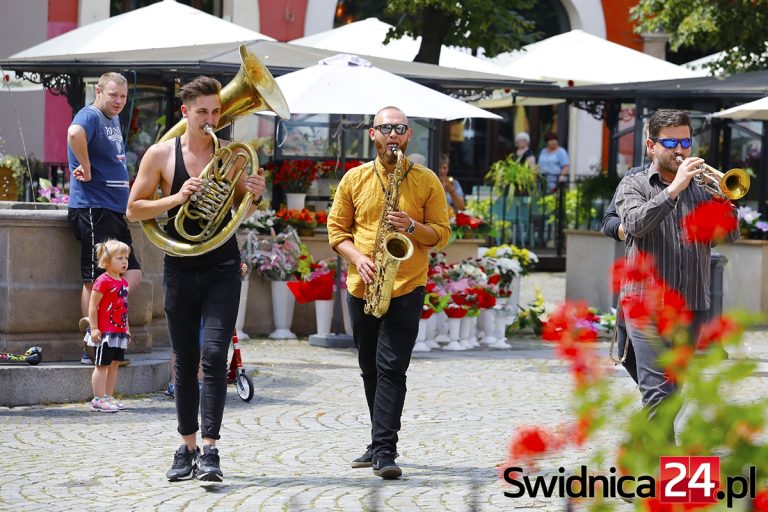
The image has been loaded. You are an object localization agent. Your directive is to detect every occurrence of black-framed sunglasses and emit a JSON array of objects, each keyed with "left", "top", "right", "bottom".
[
  {"left": 373, "top": 124, "right": 408, "bottom": 135},
  {"left": 652, "top": 137, "right": 693, "bottom": 149}
]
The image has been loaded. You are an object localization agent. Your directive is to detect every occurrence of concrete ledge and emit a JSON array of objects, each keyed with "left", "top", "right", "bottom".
[{"left": 0, "top": 348, "right": 170, "bottom": 407}]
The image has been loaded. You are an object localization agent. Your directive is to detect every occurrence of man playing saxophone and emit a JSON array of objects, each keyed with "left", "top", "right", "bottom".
[
  {"left": 127, "top": 76, "right": 265, "bottom": 485},
  {"left": 327, "top": 106, "right": 450, "bottom": 479}
]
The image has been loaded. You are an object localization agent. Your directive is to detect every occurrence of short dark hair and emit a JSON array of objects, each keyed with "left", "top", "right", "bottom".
[
  {"left": 179, "top": 76, "right": 221, "bottom": 105},
  {"left": 544, "top": 132, "right": 558, "bottom": 142},
  {"left": 648, "top": 110, "right": 692, "bottom": 139}
]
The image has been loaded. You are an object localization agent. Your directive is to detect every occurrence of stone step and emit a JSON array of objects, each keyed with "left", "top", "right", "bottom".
[{"left": 0, "top": 348, "right": 171, "bottom": 407}]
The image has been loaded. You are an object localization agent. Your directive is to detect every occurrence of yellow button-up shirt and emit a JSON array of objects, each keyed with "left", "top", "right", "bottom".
[{"left": 327, "top": 156, "right": 451, "bottom": 299}]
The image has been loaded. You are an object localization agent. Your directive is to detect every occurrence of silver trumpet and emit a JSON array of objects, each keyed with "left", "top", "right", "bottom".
[{"left": 675, "top": 156, "right": 750, "bottom": 201}]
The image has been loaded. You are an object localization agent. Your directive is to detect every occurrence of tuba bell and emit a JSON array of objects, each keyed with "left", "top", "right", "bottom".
[{"left": 141, "top": 45, "right": 290, "bottom": 257}]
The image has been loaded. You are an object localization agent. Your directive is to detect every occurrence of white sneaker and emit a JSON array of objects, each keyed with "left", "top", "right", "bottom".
[
  {"left": 105, "top": 395, "right": 126, "bottom": 410},
  {"left": 89, "top": 397, "right": 118, "bottom": 413}
]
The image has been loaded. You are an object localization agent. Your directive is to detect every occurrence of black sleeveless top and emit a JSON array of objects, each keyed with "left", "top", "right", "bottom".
[
  {"left": 515, "top": 148, "right": 534, "bottom": 164},
  {"left": 163, "top": 137, "right": 240, "bottom": 270}
]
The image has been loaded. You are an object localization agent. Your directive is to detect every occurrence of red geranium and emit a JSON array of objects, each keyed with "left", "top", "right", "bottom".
[
  {"left": 271, "top": 159, "right": 318, "bottom": 193},
  {"left": 444, "top": 305, "right": 468, "bottom": 318},
  {"left": 681, "top": 200, "right": 737, "bottom": 244}
]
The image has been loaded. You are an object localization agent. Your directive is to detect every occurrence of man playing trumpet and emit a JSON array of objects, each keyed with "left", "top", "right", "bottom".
[
  {"left": 615, "top": 109, "right": 740, "bottom": 440},
  {"left": 127, "top": 76, "right": 265, "bottom": 485}
]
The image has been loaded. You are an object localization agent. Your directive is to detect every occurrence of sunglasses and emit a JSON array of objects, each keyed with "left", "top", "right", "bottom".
[
  {"left": 373, "top": 124, "right": 408, "bottom": 135},
  {"left": 652, "top": 137, "right": 693, "bottom": 149}
]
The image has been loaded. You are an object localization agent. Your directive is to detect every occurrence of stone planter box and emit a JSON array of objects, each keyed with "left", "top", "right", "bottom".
[
  {"left": 565, "top": 229, "right": 623, "bottom": 311},
  {"left": 0, "top": 202, "right": 165, "bottom": 361},
  {"left": 711, "top": 240, "right": 768, "bottom": 315}
]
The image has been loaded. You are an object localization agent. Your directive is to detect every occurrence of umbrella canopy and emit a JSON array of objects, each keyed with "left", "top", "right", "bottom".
[
  {"left": 273, "top": 54, "right": 501, "bottom": 121},
  {"left": 494, "top": 30, "right": 699, "bottom": 86},
  {"left": 9, "top": 0, "right": 273, "bottom": 59},
  {"left": 290, "top": 17, "right": 505, "bottom": 75},
  {"left": 712, "top": 96, "right": 768, "bottom": 120}
]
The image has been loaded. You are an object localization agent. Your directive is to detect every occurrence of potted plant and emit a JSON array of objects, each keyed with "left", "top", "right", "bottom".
[{"left": 485, "top": 153, "right": 539, "bottom": 196}]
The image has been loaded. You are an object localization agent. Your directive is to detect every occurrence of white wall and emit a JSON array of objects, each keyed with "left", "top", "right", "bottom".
[
  {"left": 223, "top": 0, "right": 261, "bottom": 32},
  {"left": 0, "top": 0, "right": 48, "bottom": 159},
  {"left": 78, "top": 0, "right": 109, "bottom": 26},
  {"left": 304, "top": 0, "right": 336, "bottom": 37}
]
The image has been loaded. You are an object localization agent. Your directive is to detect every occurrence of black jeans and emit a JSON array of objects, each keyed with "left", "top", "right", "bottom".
[
  {"left": 163, "top": 260, "right": 241, "bottom": 440},
  {"left": 348, "top": 286, "right": 425, "bottom": 458}
]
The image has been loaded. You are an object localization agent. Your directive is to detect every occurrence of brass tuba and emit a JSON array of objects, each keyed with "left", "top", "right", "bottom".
[
  {"left": 675, "top": 156, "right": 750, "bottom": 201},
  {"left": 363, "top": 148, "right": 415, "bottom": 318},
  {"left": 141, "top": 45, "right": 290, "bottom": 256}
]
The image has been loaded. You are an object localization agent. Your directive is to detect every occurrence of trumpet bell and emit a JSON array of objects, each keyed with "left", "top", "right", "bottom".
[{"left": 720, "top": 167, "right": 750, "bottom": 201}]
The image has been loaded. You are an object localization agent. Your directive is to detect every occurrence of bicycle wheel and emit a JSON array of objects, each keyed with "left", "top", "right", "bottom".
[{"left": 236, "top": 372, "right": 254, "bottom": 402}]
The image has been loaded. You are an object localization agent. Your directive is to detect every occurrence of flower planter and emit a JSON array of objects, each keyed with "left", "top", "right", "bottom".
[
  {"left": 235, "top": 274, "right": 250, "bottom": 340},
  {"left": 269, "top": 280, "right": 297, "bottom": 339},
  {"left": 285, "top": 192, "right": 306, "bottom": 210},
  {"left": 314, "top": 299, "right": 333, "bottom": 336}
]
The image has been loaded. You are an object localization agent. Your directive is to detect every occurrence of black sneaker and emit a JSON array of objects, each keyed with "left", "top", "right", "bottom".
[
  {"left": 197, "top": 445, "right": 224, "bottom": 485},
  {"left": 166, "top": 445, "right": 199, "bottom": 481},
  {"left": 372, "top": 453, "right": 402, "bottom": 479},
  {"left": 351, "top": 445, "right": 374, "bottom": 468}
]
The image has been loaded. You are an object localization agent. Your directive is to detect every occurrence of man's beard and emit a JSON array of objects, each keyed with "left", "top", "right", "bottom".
[
  {"left": 659, "top": 153, "right": 682, "bottom": 175},
  {"left": 376, "top": 139, "right": 408, "bottom": 164}
]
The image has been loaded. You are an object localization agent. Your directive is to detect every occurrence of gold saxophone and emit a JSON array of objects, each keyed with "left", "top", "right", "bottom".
[{"left": 363, "top": 147, "right": 415, "bottom": 318}]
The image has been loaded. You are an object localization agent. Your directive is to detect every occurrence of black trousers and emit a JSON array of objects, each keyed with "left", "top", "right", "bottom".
[
  {"left": 163, "top": 260, "right": 241, "bottom": 440},
  {"left": 348, "top": 286, "right": 425, "bottom": 458}
]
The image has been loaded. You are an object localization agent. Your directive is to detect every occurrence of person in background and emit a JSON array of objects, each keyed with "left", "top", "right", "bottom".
[
  {"left": 514, "top": 131, "right": 537, "bottom": 168},
  {"left": 85, "top": 239, "right": 132, "bottom": 413},
  {"left": 437, "top": 153, "right": 465, "bottom": 211},
  {"left": 537, "top": 132, "right": 570, "bottom": 193},
  {"left": 67, "top": 72, "right": 142, "bottom": 366},
  {"left": 327, "top": 106, "right": 451, "bottom": 479}
]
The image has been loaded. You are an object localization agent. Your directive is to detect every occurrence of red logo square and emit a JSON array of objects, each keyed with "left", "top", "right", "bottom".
[{"left": 660, "top": 456, "right": 720, "bottom": 504}]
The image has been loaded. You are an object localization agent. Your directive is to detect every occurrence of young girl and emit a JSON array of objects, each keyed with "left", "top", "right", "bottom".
[{"left": 86, "top": 239, "right": 131, "bottom": 413}]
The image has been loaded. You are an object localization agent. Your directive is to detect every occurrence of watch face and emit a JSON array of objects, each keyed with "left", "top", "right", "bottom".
[{"left": 407, "top": 221, "right": 415, "bottom": 234}]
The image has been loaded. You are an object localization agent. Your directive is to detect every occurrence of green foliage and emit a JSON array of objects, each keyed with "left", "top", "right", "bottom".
[
  {"left": 383, "top": 0, "right": 539, "bottom": 63},
  {"left": 538, "top": 188, "right": 597, "bottom": 229},
  {"left": 485, "top": 154, "right": 539, "bottom": 195},
  {"left": 630, "top": 0, "right": 768, "bottom": 74}
]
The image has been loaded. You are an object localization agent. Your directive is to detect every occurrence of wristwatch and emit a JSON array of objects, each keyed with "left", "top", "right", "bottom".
[{"left": 406, "top": 219, "right": 416, "bottom": 234}]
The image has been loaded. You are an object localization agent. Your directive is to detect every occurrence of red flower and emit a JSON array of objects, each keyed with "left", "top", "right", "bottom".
[
  {"left": 314, "top": 211, "right": 328, "bottom": 225},
  {"left": 444, "top": 306, "right": 468, "bottom": 318},
  {"left": 455, "top": 212, "right": 483, "bottom": 229},
  {"left": 697, "top": 316, "right": 740, "bottom": 350},
  {"left": 612, "top": 252, "right": 660, "bottom": 293},
  {"left": 753, "top": 488, "right": 768, "bottom": 512},
  {"left": 508, "top": 426, "right": 553, "bottom": 459},
  {"left": 681, "top": 200, "right": 737, "bottom": 244},
  {"left": 656, "top": 289, "right": 692, "bottom": 336}
]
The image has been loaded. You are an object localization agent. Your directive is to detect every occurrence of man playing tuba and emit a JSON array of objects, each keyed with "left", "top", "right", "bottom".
[
  {"left": 327, "top": 106, "right": 451, "bottom": 479},
  {"left": 127, "top": 76, "right": 266, "bottom": 485}
]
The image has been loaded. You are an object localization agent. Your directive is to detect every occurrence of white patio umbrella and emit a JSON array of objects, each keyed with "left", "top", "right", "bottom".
[
  {"left": 712, "top": 96, "right": 768, "bottom": 121},
  {"left": 10, "top": 0, "right": 273, "bottom": 59},
  {"left": 493, "top": 30, "right": 699, "bottom": 85},
  {"left": 290, "top": 17, "right": 504, "bottom": 75},
  {"left": 273, "top": 54, "right": 501, "bottom": 120}
]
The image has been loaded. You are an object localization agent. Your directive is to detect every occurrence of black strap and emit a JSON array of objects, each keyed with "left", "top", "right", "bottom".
[{"left": 372, "top": 160, "right": 414, "bottom": 195}]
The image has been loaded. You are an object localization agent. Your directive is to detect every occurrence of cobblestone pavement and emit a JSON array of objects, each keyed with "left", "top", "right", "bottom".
[{"left": 2, "top": 273, "right": 767, "bottom": 512}]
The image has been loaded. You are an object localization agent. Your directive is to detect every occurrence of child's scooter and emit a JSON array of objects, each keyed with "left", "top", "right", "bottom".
[
  {"left": 226, "top": 332, "right": 253, "bottom": 402},
  {"left": 0, "top": 346, "right": 43, "bottom": 365}
]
